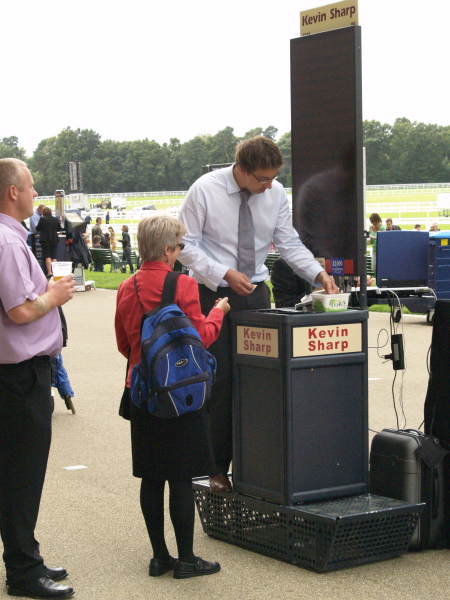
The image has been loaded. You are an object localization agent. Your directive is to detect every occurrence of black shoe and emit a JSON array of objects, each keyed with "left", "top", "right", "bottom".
[
  {"left": 149, "top": 556, "right": 177, "bottom": 577},
  {"left": 7, "top": 576, "right": 74, "bottom": 598},
  {"left": 209, "top": 474, "right": 232, "bottom": 492},
  {"left": 173, "top": 556, "right": 220, "bottom": 579},
  {"left": 44, "top": 568, "right": 68, "bottom": 582}
]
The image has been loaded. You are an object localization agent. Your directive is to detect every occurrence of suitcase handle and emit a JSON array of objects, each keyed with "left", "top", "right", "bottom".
[{"left": 403, "top": 428, "right": 424, "bottom": 436}]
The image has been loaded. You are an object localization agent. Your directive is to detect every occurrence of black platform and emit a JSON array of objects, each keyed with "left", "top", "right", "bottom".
[{"left": 193, "top": 478, "right": 424, "bottom": 572}]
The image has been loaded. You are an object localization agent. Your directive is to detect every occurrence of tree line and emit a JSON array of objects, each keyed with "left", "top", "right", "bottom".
[{"left": 1, "top": 118, "right": 449, "bottom": 195}]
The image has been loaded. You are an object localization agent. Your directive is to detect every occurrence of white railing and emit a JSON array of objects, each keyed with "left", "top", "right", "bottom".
[{"left": 367, "top": 183, "right": 450, "bottom": 191}]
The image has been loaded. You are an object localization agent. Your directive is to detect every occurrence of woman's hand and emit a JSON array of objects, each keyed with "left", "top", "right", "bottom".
[{"left": 214, "top": 297, "right": 230, "bottom": 314}]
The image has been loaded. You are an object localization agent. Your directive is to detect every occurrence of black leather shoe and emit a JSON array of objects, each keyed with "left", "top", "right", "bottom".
[
  {"left": 149, "top": 556, "right": 177, "bottom": 577},
  {"left": 173, "top": 556, "right": 220, "bottom": 579},
  {"left": 44, "top": 568, "right": 68, "bottom": 582},
  {"left": 7, "top": 576, "right": 74, "bottom": 598},
  {"left": 209, "top": 474, "right": 232, "bottom": 492}
]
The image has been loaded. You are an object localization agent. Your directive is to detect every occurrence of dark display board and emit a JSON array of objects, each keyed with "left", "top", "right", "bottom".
[
  {"left": 376, "top": 231, "right": 430, "bottom": 288},
  {"left": 291, "top": 26, "right": 364, "bottom": 276}
]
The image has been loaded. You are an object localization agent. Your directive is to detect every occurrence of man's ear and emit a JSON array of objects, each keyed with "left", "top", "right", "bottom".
[{"left": 7, "top": 184, "right": 18, "bottom": 202}]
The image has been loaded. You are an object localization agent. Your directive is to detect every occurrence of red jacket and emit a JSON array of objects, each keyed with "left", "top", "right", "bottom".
[{"left": 115, "top": 261, "right": 224, "bottom": 386}]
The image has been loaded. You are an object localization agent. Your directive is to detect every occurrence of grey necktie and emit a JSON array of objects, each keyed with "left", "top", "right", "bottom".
[{"left": 237, "top": 190, "right": 255, "bottom": 278}]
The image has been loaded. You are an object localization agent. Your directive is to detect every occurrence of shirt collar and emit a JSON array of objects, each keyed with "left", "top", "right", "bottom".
[
  {"left": 0, "top": 213, "right": 28, "bottom": 242},
  {"left": 225, "top": 164, "right": 242, "bottom": 196}
]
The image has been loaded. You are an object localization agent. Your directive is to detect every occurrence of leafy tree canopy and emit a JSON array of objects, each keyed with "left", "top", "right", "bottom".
[{"left": 4, "top": 118, "right": 450, "bottom": 194}]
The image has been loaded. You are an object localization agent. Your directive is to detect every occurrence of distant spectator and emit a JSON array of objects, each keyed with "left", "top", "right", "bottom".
[
  {"left": 101, "top": 231, "right": 110, "bottom": 249},
  {"left": 386, "top": 218, "right": 401, "bottom": 231},
  {"left": 29, "top": 203, "right": 46, "bottom": 256},
  {"left": 108, "top": 226, "right": 116, "bottom": 251},
  {"left": 36, "top": 207, "right": 61, "bottom": 278},
  {"left": 105, "top": 211, "right": 110, "bottom": 225},
  {"left": 92, "top": 235, "right": 102, "bottom": 248},
  {"left": 430, "top": 222, "right": 440, "bottom": 232},
  {"left": 91, "top": 236, "right": 104, "bottom": 271},
  {"left": 29, "top": 203, "right": 45, "bottom": 234},
  {"left": 91, "top": 217, "right": 104, "bottom": 246},
  {"left": 271, "top": 257, "right": 308, "bottom": 307},
  {"left": 368, "top": 213, "right": 385, "bottom": 271},
  {"left": 414, "top": 224, "right": 421, "bottom": 231},
  {"left": 118, "top": 224, "right": 134, "bottom": 273},
  {"left": 84, "top": 213, "right": 92, "bottom": 225}
]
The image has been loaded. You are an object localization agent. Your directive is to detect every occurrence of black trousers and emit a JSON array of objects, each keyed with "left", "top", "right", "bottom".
[
  {"left": 0, "top": 356, "right": 53, "bottom": 584},
  {"left": 122, "top": 247, "right": 134, "bottom": 273},
  {"left": 199, "top": 282, "right": 271, "bottom": 474}
]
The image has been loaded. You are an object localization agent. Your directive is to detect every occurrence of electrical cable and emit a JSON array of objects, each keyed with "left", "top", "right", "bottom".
[
  {"left": 391, "top": 370, "right": 400, "bottom": 431},
  {"left": 372, "top": 328, "right": 389, "bottom": 355}
]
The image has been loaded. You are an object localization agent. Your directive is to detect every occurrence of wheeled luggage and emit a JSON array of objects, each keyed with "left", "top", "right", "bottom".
[{"left": 369, "top": 428, "right": 447, "bottom": 549}]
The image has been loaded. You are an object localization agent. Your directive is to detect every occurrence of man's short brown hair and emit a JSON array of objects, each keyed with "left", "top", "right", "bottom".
[
  {"left": 235, "top": 136, "right": 283, "bottom": 173},
  {"left": 369, "top": 213, "right": 382, "bottom": 225}
]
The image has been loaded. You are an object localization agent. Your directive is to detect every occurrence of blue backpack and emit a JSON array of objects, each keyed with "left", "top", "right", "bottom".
[{"left": 130, "top": 271, "right": 217, "bottom": 419}]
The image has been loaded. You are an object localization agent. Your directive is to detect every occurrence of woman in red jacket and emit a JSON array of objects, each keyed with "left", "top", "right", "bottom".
[{"left": 115, "top": 215, "right": 229, "bottom": 580}]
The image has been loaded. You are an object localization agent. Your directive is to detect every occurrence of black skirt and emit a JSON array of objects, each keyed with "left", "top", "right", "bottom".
[{"left": 130, "top": 400, "right": 215, "bottom": 480}]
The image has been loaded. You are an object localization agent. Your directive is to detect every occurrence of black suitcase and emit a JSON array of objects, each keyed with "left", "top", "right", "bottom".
[{"left": 369, "top": 428, "right": 447, "bottom": 549}]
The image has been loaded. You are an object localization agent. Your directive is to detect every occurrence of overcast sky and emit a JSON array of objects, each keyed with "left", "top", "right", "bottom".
[{"left": 2, "top": 0, "right": 448, "bottom": 155}]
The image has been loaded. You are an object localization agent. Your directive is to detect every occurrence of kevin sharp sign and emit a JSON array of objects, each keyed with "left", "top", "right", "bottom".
[
  {"left": 293, "top": 323, "right": 362, "bottom": 357},
  {"left": 300, "top": 0, "right": 358, "bottom": 36},
  {"left": 236, "top": 326, "right": 279, "bottom": 358}
]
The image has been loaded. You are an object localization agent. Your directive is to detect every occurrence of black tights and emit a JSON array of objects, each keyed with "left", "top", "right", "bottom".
[{"left": 140, "top": 478, "right": 196, "bottom": 563}]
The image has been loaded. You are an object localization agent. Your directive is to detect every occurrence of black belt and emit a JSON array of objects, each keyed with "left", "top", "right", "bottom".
[{"left": 0, "top": 355, "right": 51, "bottom": 368}]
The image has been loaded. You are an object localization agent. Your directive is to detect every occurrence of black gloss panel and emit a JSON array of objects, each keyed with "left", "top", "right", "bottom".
[{"left": 291, "top": 27, "right": 363, "bottom": 272}]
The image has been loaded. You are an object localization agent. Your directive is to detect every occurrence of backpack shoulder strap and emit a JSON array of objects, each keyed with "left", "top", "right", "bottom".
[
  {"left": 161, "top": 271, "right": 181, "bottom": 306},
  {"left": 133, "top": 274, "right": 144, "bottom": 311}
]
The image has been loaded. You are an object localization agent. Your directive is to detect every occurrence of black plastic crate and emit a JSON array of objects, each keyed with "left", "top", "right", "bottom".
[{"left": 193, "top": 478, "right": 423, "bottom": 572}]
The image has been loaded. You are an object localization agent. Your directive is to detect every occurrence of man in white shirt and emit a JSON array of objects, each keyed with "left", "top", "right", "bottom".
[{"left": 178, "top": 136, "right": 337, "bottom": 492}]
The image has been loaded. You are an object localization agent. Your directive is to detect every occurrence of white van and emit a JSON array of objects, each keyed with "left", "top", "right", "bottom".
[{"left": 111, "top": 197, "right": 127, "bottom": 210}]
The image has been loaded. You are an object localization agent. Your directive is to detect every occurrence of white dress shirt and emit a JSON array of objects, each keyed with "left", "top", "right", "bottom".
[{"left": 178, "top": 165, "right": 323, "bottom": 291}]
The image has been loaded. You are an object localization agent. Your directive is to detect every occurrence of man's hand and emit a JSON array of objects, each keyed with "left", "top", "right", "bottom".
[
  {"left": 223, "top": 269, "right": 255, "bottom": 296},
  {"left": 315, "top": 271, "right": 339, "bottom": 294},
  {"left": 46, "top": 274, "right": 76, "bottom": 307},
  {"left": 7, "top": 274, "right": 76, "bottom": 324}
]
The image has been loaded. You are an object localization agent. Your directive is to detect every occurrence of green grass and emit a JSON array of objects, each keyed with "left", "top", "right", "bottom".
[
  {"left": 85, "top": 270, "right": 131, "bottom": 289},
  {"left": 368, "top": 304, "right": 411, "bottom": 314}
]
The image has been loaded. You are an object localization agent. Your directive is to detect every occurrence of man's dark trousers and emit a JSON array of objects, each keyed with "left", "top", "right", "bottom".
[
  {"left": 0, "top": 356, "right": 53, "bottom": 584},
  {"left": 199, "top": 282, "right": 271, "bottom": 475}
]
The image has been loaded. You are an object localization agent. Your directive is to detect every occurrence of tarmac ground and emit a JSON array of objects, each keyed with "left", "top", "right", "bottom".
[{"left": 1, "top": 287, "right": 449, "bottom": 600}]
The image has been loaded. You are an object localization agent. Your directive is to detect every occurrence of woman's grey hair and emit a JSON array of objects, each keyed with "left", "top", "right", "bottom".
[{"left": 137, "top": 215, "right": 186, "bottom": 262}]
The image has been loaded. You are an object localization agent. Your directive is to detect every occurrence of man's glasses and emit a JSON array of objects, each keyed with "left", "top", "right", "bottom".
[
  {"left": 177, "top": 243, "right": 185, "bottom": 251},
  {"left": 250, "top": 172, "right": 278, "bottom": 184}
]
